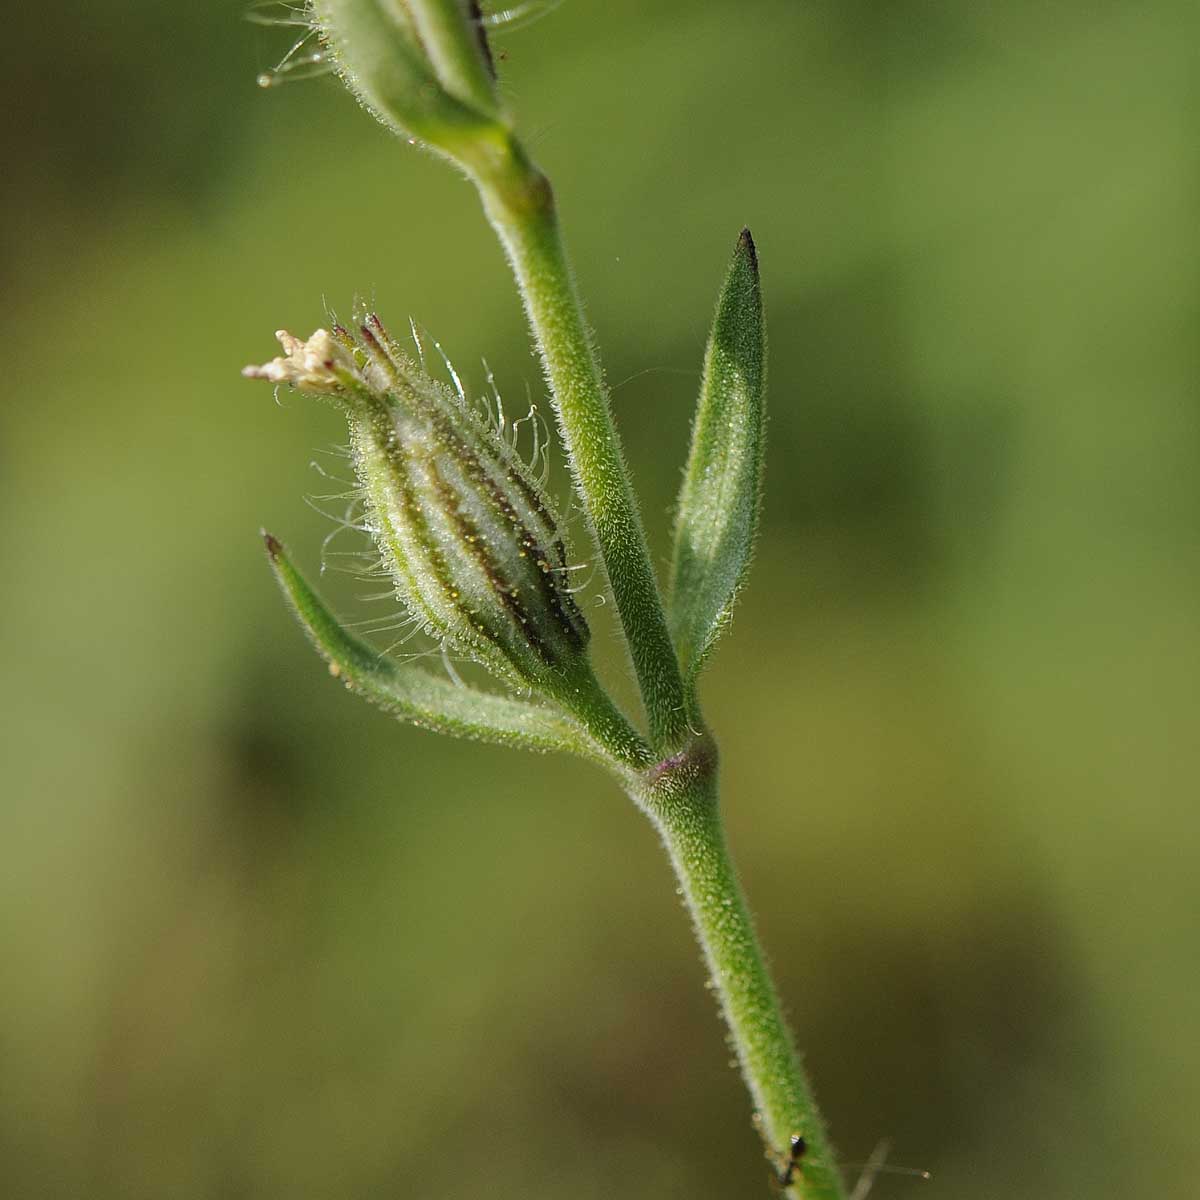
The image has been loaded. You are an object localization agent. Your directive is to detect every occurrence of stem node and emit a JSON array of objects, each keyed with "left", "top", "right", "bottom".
[{"left": 644, "top": 731, "right": 719, "bottom": 799}]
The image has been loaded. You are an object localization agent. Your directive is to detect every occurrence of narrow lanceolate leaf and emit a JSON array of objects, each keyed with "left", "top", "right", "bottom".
[
  {"left": 263, "top": 532, "right": 601, "bottom": 761},
  {"left": 668, "top": 228, "right": 767, "bottom": 685}
]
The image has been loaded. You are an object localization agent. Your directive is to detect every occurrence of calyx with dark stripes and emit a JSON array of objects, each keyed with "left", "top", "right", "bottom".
[{"left": 245, "top": 314, "right": 593, "bottom": 696}]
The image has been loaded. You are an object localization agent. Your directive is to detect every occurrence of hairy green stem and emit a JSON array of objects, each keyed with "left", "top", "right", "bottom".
[
  {"left": 549, "top": 661, "right": 654, "bottom": 778},
  {"left": 458, "top": 132, "right": 690, "bottom": 754},
  {"left": 639, "top": 748, "right": 846, "bottom": 1200}
]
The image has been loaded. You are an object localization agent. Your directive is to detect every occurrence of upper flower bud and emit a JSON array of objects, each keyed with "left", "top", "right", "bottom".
[
  {"left": 245, "top": 313, "right": 592, "bottom": 696},
  {"left": 310, "top": 0, "right": 503, "bottom": 159}
]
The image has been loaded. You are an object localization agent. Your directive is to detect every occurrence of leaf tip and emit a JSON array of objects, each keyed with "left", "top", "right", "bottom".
[
  {"left": 261, "top": 529, "right": 284, "bottom": 562},
  {"left": 737, "top": 226, "right": 758, "bottom": 269}
]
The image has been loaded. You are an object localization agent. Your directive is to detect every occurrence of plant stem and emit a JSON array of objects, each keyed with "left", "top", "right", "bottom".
[
  {"left": 460, "top": 132, "right": 690, "bottom": 753},
  {"left": 550, "top": 661, "right": 655, "bottom": 779},
  {"left": 640, "top": 747, "right": 846, "bottom": 1200}
]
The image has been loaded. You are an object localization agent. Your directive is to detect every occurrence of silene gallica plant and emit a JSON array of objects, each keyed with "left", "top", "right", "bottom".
[{"left": 243, "top": 3, "right": 845, "bottom": 1196}]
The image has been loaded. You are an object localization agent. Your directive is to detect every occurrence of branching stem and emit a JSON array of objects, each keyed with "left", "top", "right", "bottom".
[{"left": 460, "top": 124, "right": 846, "bottom": 1200}]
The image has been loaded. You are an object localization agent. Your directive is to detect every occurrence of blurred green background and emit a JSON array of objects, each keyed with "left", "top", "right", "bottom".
[{"left": 3, "top": 2, "right": 1197, "bottom": 1197}]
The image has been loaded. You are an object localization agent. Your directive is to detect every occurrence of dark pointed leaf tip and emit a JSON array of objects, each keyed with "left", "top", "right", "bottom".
[
  {"left": 262, "top": 530, "right": 283, "bottom": 561},
  {"left": 737, "top": 227, "right": 758, "bottom": 268}
]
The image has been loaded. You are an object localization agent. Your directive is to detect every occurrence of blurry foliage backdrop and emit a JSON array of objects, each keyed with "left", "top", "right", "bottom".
[{"left": 2, "top": 2, "right": 1197, "bottom": 1197}]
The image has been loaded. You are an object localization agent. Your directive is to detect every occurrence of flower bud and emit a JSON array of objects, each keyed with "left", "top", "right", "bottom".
[
  {"left": 310, "top": 0, "right": 503, "bottom": 157},
  {"left": 245, "top": 316, "right": 593, "bottom": 696}
]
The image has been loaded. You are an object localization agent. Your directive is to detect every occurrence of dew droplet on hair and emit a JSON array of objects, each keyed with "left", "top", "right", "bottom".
[{"left": 254, "top": 21, "right": 332, "bottom": 89}]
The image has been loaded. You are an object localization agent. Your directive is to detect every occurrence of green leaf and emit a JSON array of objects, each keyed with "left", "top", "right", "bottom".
[
  {"left": 668, "top": 228, "right": 767, "bottom": 684},
  {"left": 262, "top": 531, "right": 603, "bottom": 760}
]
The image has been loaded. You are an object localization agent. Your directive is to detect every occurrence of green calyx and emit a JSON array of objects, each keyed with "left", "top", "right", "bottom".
[
  {"left": 346, "top": 318, "right": 594, "bottom": 692},
  {"left": 244, "top": 314, "right": 656, "bottom": 775},
  {"left": 246, "top": 315, "right": 596, "bottom": 700}
]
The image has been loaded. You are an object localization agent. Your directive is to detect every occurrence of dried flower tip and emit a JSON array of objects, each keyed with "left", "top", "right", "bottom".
[{"left": 242, "top": 329, "right": 358, "bottom": 393}]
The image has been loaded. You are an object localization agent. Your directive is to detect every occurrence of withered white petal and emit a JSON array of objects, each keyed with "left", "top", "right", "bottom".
[{"left": 242, "top": 328, "right": 359, "bottom": 393}]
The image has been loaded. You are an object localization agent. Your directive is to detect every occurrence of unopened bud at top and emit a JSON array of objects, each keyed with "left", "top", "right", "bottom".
[{"left": 310, "top": 0, "right": 502, "bottom": 157}]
